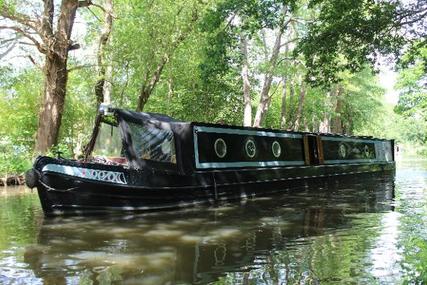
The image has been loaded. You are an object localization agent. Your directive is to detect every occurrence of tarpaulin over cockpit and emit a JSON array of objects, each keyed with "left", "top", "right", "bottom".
[{"left": 113, "top": 109, "right": 193, "bottom": 173}]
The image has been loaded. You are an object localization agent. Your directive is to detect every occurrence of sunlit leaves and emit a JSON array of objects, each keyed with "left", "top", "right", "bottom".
[
  {"left": 298, "top": 0, "right": 404, "bottom": 86},
  {"left": 0, "top": 67, "right": 40, "bottom": 173}
]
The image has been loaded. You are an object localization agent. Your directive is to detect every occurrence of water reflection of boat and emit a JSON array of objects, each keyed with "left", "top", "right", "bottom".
[
  {"left": 25, "top": 175, "right": 395, "bottom": 284},
  {"left": 26, "top": 105, "right": 395, "bottom": 215}
]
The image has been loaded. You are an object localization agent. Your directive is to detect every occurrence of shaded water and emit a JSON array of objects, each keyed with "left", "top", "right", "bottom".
[{"left": 0, "top": 158, "right": 426, "bottom": 284}]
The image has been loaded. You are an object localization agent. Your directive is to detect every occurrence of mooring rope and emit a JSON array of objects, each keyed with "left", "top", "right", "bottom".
[{"left": 39, "top": 180, "right": 79, "bottom": 192}]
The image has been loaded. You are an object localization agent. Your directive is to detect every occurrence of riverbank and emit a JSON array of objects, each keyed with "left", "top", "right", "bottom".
[{"left": 0, "top": 174, "right": 25, "bottom": 186}]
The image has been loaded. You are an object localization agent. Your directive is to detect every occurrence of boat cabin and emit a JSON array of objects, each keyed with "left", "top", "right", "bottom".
[{"left": 84, "top": 106, "right": 394, "bottom": 175}]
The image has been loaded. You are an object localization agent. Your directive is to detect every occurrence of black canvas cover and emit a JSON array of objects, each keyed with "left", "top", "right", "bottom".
[{"left": 112, "top": 109, "right": 193, "bottom": 174}]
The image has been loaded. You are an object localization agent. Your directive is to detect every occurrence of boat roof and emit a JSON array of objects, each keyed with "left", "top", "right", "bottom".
[
  {"left": 113, "top": 108, "right": 181, "bottom": 123},
  {"left": 106, "top": 107, "right": 389, "bottom": 142}
]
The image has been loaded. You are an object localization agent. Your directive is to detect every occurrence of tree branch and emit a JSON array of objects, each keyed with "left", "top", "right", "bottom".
[
  {"left": 79, "top": 0, "right": 91, "bottom": 8},
  {"left": 90, "top": 3, "right": 107, "bottom": 12},
  {"left": 68, "top": 64, "right": 97, "bottom": 72},
  {"left": 0, "top": 26, "right": 46, "bottom": 53},
  {"left": 55, "top": 0, "right": 79, "bottom": 44},
  {"left": 18, "top": 40, "right": 38, "bottom": 46},
  {"left": 79, "top": 0, "right": 106, "bottom": 13},
  {"left": 0, "top": 41, "right": 17, "bottom": 60},
  {"left": 290, "top": 18, "right": 308, "bottom": 25},
  {"left": 0, "top": 35, "right": 22, "bottom": 45},
  {"left": 86, "top": 6, "right": 102, "bottom": 22},
  {"left": 0, "top": 5, "right": 39, "bottom": 32},
  {"left": 399, "top": 10, "right": 427, "bottom": 27},
  {"left": 68, "top": 42, "right": 80, "bottom": 50},
  {"left": 40, "top": 0, "right": 54, "bottom": 38},
  {"left": 395, "top": 6, "right": 427, "bottom": 21},
  {"left": 27, "top": 55, "right": 43, "bottom": 71},
  {"left": 280, "top": 37, "right": 300, "bottom": 48}
]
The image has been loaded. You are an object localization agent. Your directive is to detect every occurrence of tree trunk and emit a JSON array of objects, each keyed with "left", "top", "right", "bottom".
[
  {"left": 311, "top": 115, "right": 317, "bottom": 132},
  {"left": 134, "top": 6, "right": 200, "bottom": 112},
  {"left": 346, "top": 115, "right": 354, "bottom": 135},
  {"left": 240, "top": 35, "right": 252, "bottom": 127},
  {"left": 319, "top": 111, "right": 330, "bottom": 133},
  {"left": 167, "top": 77, "right": 174, "bottom": 100},
  {"left": 280, "top": 43, "right": 289, "bottom": 129},
  {"left": 95, "top": 0, "right": 113, "bottom": 105},
  {"left": 303, "top": 117, "right": 309, "bottom": 131},
  {"left": 35, "top": 53, "right": 68, "bottom": 153},
  {"left": 319, "top": 91, "right": 331, "bottom": 133},
  {"left": 136, "top": 55, "right": 169, "bottom": 112},
  {"left": 136, "top": 87, "right": 151, "bottom": 112},
  {"left": 280, "top": 76, "right": 288, "bottom": 129},
  {"left": 331, "top": 86, "right": 344, "bottom": 134},
  {"left": 34, "top": 0, "right": 79, "bottom": 154},
  {"left": 286, "top": 79, "right": 295, "bottom": 129},
  {"left": 252, "top": 28, "right": 284, "bottom": 127},
  {"left": 293, "top": 83, "right": 306, "bottom": 131}
]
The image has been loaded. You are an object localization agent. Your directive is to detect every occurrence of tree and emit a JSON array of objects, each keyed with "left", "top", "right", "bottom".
[
  {"left": 0, "top": 0, "right": 99, "bottom": 154},
  {"left": 109, "top": 0, "right": 206, "bottom": 112},
  {"left": 201, "top": 0, "right": 304, "bottom": 127},
  {"left": 298, "top": 0, "right": 427, "bottom": 86},
  {"left": 252, "top": 10, "right": 288, "bottom": 127},
  {"left": 0, "top": 68, "right": 41, "bottom": 174},
  {"left": 94, "top": 0, "right": 113, "bottom": 105},
  {"left": 394, "top": 46, "right": 427, "bottom": 146},
  {"left": 240, "top": 33, "right": 252, "bottom": 126},
  {"left": 395, "top": 47, "right": 427, "bottom": 118},
  {"left": 263, "top": 66, "right": 386, "bottom": 135}
]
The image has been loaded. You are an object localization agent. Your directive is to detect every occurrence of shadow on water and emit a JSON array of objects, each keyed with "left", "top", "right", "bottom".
[{"left": 5, "top": 173, "right": 397, "bottom": 285}]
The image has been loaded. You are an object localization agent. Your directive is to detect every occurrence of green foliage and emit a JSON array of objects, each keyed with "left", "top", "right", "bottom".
[
  {"left": 262, "top": 66, "right": 387, "bottom": 135},
  {"left": 105, "top": 0, "right": 244, "bottom": 124},
  {"left": 298, "top": 0, "right": 426, "bottom": 87},
  {"left": 394, "top": 46, "right": 427, "bottom": 149},
  {"left": 0, "top": 140, "right": 32, "bottom": 175},
  {"left": 0, "top": 68, "right": 40, "bottom": 148},
  {"left": 199, "top": 0, "right": 297, "bottom": 83},
  {"left": 395, "top": 47, "right": 427, "bottom": 117},
  {"left": 110, "top": 0, "right": 204, "bottom": 108},
  {"left": 60, "top": 67, "right": 98, "bottom": 157},
  {"left": 337, "top": 68, "right": 385, "bottom": 133},
  {"left": 0, "top": 68, "right": 40, "bottom": 175},
  {"left": 46, "top": 143, "right": 74, "bottom": 159}
]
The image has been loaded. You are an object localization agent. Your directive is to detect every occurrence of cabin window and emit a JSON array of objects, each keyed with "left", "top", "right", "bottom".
[
  {"left": 127, "top": 122, "right": 176, "bottom": 164},
  {"left": 338, "top": 143, "right": 347, "bottom": 158},
  {"left": 93, "top": 123, "right": 125, "bottom": 160},
  {"left": 214, "top": 138, "right": 227, "bottom": 158},
  {"left": 272, "top": 141, "right": 281, "bottom": 158},
  {"left": 245, "top": 139, "right": 257, "bottom": 158}
]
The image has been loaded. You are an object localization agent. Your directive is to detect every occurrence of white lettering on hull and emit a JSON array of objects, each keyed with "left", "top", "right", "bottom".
[{"left": 42, "top": 164, "right": 127, "bottom": 184}]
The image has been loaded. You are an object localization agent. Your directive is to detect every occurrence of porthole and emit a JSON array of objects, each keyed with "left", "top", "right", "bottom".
[
  {"left": 338, "top": 143, "right": 347, "bottom": 159},
  {"left": 214, "top": 138, "right": 227, "bottom": 158},
  {"left": 272, "top": 141, "right": 281, "bottom": 158},
  {"left": 245, "top": 139, "right": 256, "bottom": 158}
]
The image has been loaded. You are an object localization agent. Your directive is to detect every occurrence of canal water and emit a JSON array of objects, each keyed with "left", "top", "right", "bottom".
[{"left": 0, "top": 158, "right": 426, "bottom": 284}]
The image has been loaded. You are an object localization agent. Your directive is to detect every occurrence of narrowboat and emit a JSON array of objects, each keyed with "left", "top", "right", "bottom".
[{"left": 25, "top": 105, "right": 395, "bottom": 215}]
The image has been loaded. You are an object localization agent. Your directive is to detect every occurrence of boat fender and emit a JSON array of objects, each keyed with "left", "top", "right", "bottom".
[{"left": 25, "top": 168, "right": 40, "bottom": 189}]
